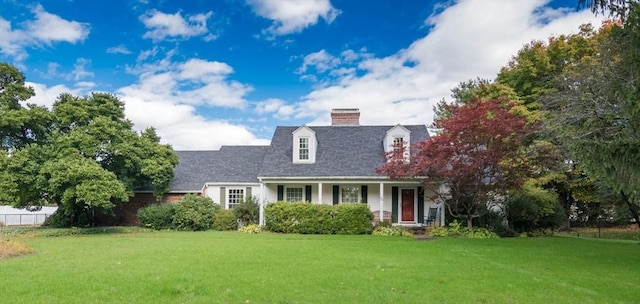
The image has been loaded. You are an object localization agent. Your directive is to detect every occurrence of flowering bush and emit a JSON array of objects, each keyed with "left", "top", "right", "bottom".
[{"left": 238, "top": 224, "right": 262, "bottom": 234}]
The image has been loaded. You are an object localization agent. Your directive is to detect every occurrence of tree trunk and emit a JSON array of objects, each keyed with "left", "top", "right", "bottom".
[
  {"left": 620, "top": 192, "right": 640, "bottom": 229},
  {"left": 557, "top": 186, "right": 574, "bottom": 231},
  {"left": 625, "top": 201, "right": 640, "bottom": 229},
  {"left": 466, "top": 217, "right": 473, "bottom": 229}
]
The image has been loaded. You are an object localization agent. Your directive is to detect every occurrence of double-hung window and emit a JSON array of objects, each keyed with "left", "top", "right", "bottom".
[
  {"left": 227, "top": 188, "right": 244, "bottom": 209},
  {"left": 299, "top": 137, "right": 309, "bottom": 160},
  {"left": 341, "top": 186, "right": 360, "bottom": 203},
  {"left": 286, "top": 187, "right": 303, "bottom": 202}
]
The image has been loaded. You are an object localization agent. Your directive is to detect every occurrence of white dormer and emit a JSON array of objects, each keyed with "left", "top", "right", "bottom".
[
  {"left": 383, "top": 124, "right": 411, "bottom": 162},
  {"left": 292, "top": 125, "right": 317, "bottom": 164}
]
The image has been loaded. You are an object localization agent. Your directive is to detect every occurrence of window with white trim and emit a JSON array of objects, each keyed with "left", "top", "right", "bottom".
[
  {"left": 341, "top": 186, "right": 360, "bottom": 203},
  {"left": 227, "top": 188, "right": 244, "bottom": 209},
  {"left": 286, "top": 187, "right": 303, "bottom": 202},
  {"left": 393, "top": 137, "right": 404, "bottom": 158},
  {"left": 299, "top": 137, "right": 309, "bottom": 160}
]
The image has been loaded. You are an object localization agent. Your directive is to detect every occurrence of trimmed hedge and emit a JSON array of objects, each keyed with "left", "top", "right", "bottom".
[{"left": 265, "top": 202, "right": 373, "bottom": 234}]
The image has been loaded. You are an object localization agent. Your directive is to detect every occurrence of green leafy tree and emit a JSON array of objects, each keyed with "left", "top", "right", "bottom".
[
  {"left": 0, "top": 63, "right": 178, "bottom": 226},
  {"left": 579, "top": 0, "right": 638, "bottom": 19},
  {"left": 506, "top": 182, "right": 564, "bottom": 233},
  {"left": 544, "top": 7, "right": 640, "bottom": 227},
  {"left": 0, "top": 63, "right": 51, "bottom": 150}
]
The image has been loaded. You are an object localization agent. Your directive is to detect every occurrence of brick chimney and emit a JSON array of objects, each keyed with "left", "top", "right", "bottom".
[{"left": 331, "top": 108, "right": 360, "bottom": 126}]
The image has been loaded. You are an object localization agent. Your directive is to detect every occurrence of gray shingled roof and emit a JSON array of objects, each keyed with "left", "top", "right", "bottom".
[
  {"left": 170, "top": 151, "right": 217, "bottom": 191},
  {"left": 258, "top": 125, "right": 429, "bottom": 178},
  {"left": 170, "top": 146, "right": 268, "bottom": 191}
]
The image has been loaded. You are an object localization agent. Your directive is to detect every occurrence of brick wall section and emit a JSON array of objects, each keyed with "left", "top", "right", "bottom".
[{"left": 95, "top": 192, "right": 196, "bottom": 226}]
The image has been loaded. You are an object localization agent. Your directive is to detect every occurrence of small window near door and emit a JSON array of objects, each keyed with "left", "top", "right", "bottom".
[
  {"left": 341, "top": 186, "right": 360, "bottom": 203},
  {"left": 286, "top": 187, "right": 303, "bottom": 202},
  {"left": 227, "top": 188, "right": 244, "bottom": 209}
]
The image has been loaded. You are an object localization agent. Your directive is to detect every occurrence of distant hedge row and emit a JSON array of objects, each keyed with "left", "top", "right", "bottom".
[
  {"left": 264, "top": 202, "right": 373, "bottom": 234},
  {"left": 137, "top": 194, "right": 259, "bottom": 231}
]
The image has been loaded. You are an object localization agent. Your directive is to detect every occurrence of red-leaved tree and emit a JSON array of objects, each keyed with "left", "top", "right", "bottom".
[{"left": 378, "top": 99, "right": 531, "bottom": 228}]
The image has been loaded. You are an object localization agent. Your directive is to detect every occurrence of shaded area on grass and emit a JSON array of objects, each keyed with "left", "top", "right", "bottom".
[
  {"left": 557, "top": 226, "right": 640, "bottom": 241},
  {"left": 0, "top": 226, "right": 151, "bottom": 238}
]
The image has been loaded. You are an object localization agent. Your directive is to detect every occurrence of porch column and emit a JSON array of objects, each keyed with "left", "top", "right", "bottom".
[
  {"left": 318, "top": 182, "right": 323, "bottom": 204},
  {"left": 259, "top": 182, "right": 265, "bottom": 226},
  {"left": 379, "top": 182, "right": 384, "bottom": 221},
  {"left": 440, "top": 200, "right": 445, "bottom": 227}
]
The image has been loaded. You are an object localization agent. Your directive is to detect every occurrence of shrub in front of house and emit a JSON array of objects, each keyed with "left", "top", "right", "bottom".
[
  {"left": 506, "top": 185, "right": 564, "bottom": 234},
  {"left": 265, "top": 202, "right": 330, "bottom": 233},
  {"left": 172, "top": 194, "right": 220, "bottom": 231},
  {"left": 372, "top": 226, "right": 413, "bottom": 237},
  {"left": 137, "top": 203, "right": 176, "bottom": 230},
  {"left": 238, "top": 223, "right": 262, "bottom": 234},
  {"left": 430, "top": 220, "right": 499, "bottom": 239},
  {"left": 264, "top": 202, "right": 373, "bottom": 234},
  {"left": 233, "top": 196, "right": 259, "bottom": 226},
  {"left": 332, "top": 203, "right": 374, "bottom": 234},
  {"left": 213, "top": 209, "right": 237, "bottom": 231}
]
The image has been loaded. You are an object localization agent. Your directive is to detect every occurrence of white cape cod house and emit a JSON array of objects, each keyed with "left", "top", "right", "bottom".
[{"left": 129, "top": 109, "right": 444, "bottom": 227}]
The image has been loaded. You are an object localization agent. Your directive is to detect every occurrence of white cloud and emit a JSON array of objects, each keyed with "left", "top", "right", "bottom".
[
  {"left": 71, "top": 58, "right": 94, "bottom": 81},
  {"left": 255, "top": 98, "right": 295, "bottom": 119},
  {"left": 24, "top": 5, "right": 90, "bottom": 43},
  {"left": 106, "top": 44, "right": 131, "bottom": 54},
  {"left": 247, "top": 0, "right": 340, "bottom": 36},
  {"left": 297, "top": 49, "right": 339, "bottom": 74},
  {"left": 119, "top": 88, "right": 268, "bottom": 150},
  {"left": 140, "top": 10, "right": 213, "bottom": 42},
  {"left": 114, "top": 57, "right": 265, "bottom": 150},
  {"left": 25, "top": 82, "right": 84, "bottom": 109},
  {"left": 136, "top": 46, "right": 158, "bottom": 62},
  {"left": 0, "top": 5, "right": 89, "bottom": 61},
  {"left": 291, "top": 0, "right": 603, "bottom": 127},
  {"left": 295, "top": 48, "right": 372, "bottom": 82}
]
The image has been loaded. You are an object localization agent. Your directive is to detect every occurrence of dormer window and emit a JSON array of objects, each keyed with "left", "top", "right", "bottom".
[
  {"left": 299, "top": 137, "right": 309, "bottom": 160},
  {"left": 392, "top": 137, "right": 404, "bottom": 158},
  {"left": 293, "top": 125, "right": 317, "bottom": 163},
  {"left": 384, "top": 124, "right": 411, "bottom": 163}
]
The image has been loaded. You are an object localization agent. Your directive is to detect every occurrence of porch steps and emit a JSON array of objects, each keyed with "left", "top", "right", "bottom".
[{"left": 406, "top": 226, "right": 427, "bottom": 236}]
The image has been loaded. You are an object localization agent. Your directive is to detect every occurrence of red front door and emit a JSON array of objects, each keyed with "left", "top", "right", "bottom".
[{"left": 401, "top": 189, "right": 414, "bottom": 222}]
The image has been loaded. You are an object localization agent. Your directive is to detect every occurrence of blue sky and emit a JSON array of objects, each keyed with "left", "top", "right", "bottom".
[{"left": 0, "top": 0, "right": 602, "bottom": 150}]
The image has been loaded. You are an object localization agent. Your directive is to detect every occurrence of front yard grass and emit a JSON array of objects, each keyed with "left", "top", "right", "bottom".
[{"left": 1, "top": 231, "right": 638, "bottom": 303}]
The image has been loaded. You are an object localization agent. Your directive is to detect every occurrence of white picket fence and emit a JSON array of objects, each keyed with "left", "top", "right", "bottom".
[{"left": 0, "top": 206, "right": 57, "bottom": 226}]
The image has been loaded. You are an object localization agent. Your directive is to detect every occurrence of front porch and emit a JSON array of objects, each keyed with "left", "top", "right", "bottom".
[{"left": 257, "top": 179, "right": 445, "bottom": 227}]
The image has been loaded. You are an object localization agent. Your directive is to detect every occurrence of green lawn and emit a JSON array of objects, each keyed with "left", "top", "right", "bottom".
[{"left": 1, "top": 231, "right": 639, "bottom": 304}]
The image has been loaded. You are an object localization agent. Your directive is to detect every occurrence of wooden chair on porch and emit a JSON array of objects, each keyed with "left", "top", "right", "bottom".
[{"left": 424, "top": 207, "right": 437, "bottom": 226}]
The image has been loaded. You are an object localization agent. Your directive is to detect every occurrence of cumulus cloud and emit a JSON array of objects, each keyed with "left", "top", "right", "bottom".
[
  {"left": 290, "top": 0, "right": 603, "bottom": 126},
  {"left": 296, "top": 49, "right": 340, "bottom": 74},
  {"left": 247, "top": 0, "right": 340, "bottom": 36},
  {"left": 25, "top": 82, "right": 84, "bottom": 109},
  {"left": 0, "top": 5, "right": 89, "bottom": 61},
  {"left": 122, "top": 94, "right": 269, "bottom": 150},
  {"left": 125, "top": 57, "right": 252, "bottom": 108},
  {"left": 140, "top": 9, "right": 213, "bottom": 42},
  {"left": 115, "top": 57, "right": 266, "bottom": 149},
  {"left": 295, "top": 48, "right": 372, "bottom": 82},
  {"left": 255, "top": 98, "right": 295, "bottom": 119}
]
